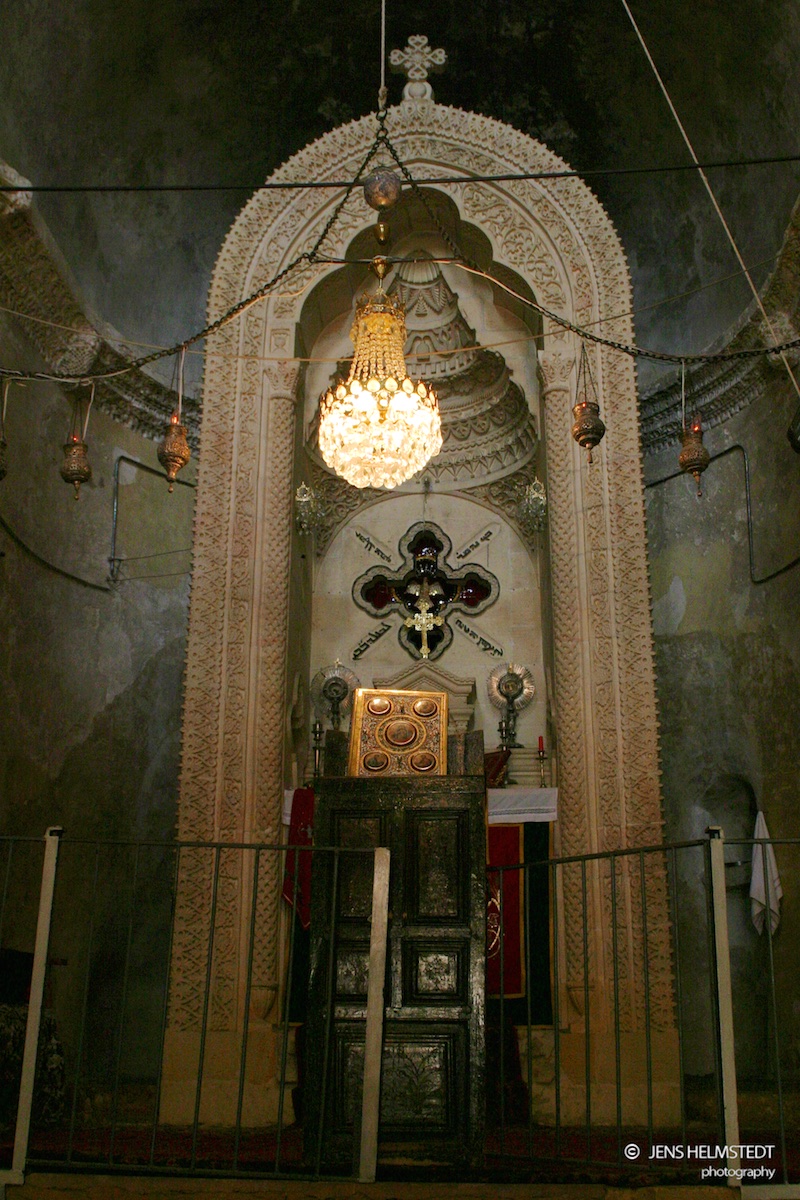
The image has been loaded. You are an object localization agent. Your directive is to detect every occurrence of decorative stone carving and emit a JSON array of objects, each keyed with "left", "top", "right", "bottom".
[
  {"left": 373, "top": 660, "right": 477, "bottom": 734},
  {"left": 176, "top": 95, "right": 671, "bottom": 1066},
  {"left": 0, "top": 159, "right": 196, "bottom": 445},
  {"left": 640, "top": 193, "right": 800, "bottom": 454},
  {"left": 389, "top": 35, "right": 447, "bottom": 103}
]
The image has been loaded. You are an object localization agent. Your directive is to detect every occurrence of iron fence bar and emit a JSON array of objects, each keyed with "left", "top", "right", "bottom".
[
  {"left": 609, "top": 855, "right": 622, "bottom": 1164},
  {"left": 275, "top": 846, "right": 300, "bottom": 1174},
  {"left": 707, "top": 827, "right": 741, "bottom": 1184},
  {"left": 9, "top": 827, "right": 62, "bottom": 1183},
  {"left": 488, "top": 838, "right": 708, "bottom": 870},
  {"left": 524, "top": 862, "right": 533, "bottom": 1162},
  {"left": 551, "top": 860, "right": 561, "bottom": 1158},
  {"left": 315, "top": 849, "right": 340, "bottom": 1177},
  {"left": 232, "top": 846, "right": 261, "bottom": 1171},
  {"left": 725, "top": 837, "right": 800, "bottom": 845},
  {"left": 53, "top": 836, "right": 378, "bottom": 852},
  {"left": 108, "top": 842, "right": 140, "bottom": 1164},
  {"left": 149, "top": 844, "right": 181, "bottom": 1167},
  {"left": 668, "top": 845, "right": 687, "bottom": 1147},
  {"left": 581, "top": 860, "right": 590, "bottom": 1161},
  {"left": 190, "top": 845, "right": 222, "bottom": 1171},
  {"left": 703, "top": 838, "right": 725, "bottom": 1145},
  {"left": 498, "top": 864, "right": 506, "bottom": 1156},
  {"left": 639, "top": 851, "right": 654, "bottom": 1152},
  {"left": 0, "top": 836, "right": 14, "bottom": 948},
  {"left": 762, "top": 840, "right": 788, "bottom": 1184},
  {"left": 67, "top": 843, "right": 102, "bottom": 1164}
]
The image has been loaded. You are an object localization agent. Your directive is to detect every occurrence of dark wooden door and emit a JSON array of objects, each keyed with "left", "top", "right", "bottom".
[{"left": 305, "top": 776, "right": 486, "bottom": 1170}]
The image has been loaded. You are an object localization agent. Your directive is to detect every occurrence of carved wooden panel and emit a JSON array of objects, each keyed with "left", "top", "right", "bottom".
[
  {"left": 306, "top": 776, "right": 485, "bottom": 1169},
  {"left": 406, "top": 812, "right": 467, "bottom": 924},
  {"left": 332, "top": 1022, "right": 466, "bottom": 1136},
  {"left": 402, "top": 940, "right": 469, "bottom": 1005}
]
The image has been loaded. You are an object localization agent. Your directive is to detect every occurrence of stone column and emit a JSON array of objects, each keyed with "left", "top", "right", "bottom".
[{"left": 160, "top": 344, "right": 300, "bottom": 1126}]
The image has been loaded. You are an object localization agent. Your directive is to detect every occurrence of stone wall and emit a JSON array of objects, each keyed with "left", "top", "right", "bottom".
[{"left": 645, "top": 365, "right": 800, "bottom": 1082}]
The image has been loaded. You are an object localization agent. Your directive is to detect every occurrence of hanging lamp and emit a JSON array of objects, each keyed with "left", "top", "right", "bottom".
[
  {"left": 318, "top": 258, "right": 443, "bottom": 490},
  {"left": 571, "top": 342, "right": 605, "bottom": 463},
  {"left": 60, "top": 383, "right": 93, "bottom": 499},
  {"left": 158, "top": 346, "right": 191, "bottom": 492},
  {"left": 677, "top": 362, "right": 710, "bottom": 496}
]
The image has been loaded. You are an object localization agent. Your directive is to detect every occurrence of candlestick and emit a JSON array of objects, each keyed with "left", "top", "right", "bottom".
[{"left": 537, "top": 742, "right": 547, "bottom": 788}]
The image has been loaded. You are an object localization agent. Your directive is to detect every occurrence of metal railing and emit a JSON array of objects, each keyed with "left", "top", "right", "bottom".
[
  {"left": 0, "top": 827, "right": 796, "bottom": 1191},
  {"left": 0, "top": 832, "right": 386, "bottom": 1186},
  {"left": 487, "top": 832, "right": 799, "bottom": 1192}
]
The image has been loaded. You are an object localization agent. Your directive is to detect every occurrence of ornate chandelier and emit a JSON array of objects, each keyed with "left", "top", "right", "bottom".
[{"left": 318, "top": 259, "right": 442, "bottom": 490}]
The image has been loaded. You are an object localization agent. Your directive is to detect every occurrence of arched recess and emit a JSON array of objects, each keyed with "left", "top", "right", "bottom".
[{"left": 169, "top": 96, "right": 672, "bottom": 1111}]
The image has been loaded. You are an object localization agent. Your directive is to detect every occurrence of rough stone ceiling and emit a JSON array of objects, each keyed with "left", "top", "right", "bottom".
[{"left": 1, "top": 0, "right": 800, "bottom": 397}]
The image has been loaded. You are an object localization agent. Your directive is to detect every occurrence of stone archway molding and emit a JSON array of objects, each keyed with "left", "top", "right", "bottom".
[{"left": 167, "top": 96, "right": 673, "bottom": 1126}]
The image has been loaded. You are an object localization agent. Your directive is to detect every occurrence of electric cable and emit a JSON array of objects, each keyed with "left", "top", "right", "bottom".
[
  {"left": 2, "top": 151, "right": 800, "bottom": 192},
  {"left": 2, "top": 126, "right": 800, "bottom": 386}
]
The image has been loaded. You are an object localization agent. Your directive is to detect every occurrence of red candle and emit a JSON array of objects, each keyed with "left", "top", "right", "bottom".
[{"left": 538, "top": 736, "right": 544, "bottom": 753}]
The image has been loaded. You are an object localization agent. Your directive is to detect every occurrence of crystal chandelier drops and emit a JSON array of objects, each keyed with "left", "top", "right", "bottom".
[{"left": 318, "top": 259, "right": 443, "bottom": 490}]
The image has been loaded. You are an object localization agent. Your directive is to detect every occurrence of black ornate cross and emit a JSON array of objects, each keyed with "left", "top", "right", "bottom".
[{"left": 352, "top": 521, "right": 499, "bottom": 661}]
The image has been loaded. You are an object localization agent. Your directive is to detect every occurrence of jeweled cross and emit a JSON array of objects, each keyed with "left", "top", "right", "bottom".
[
  {"left": 390, "top": 36, "right": 446, "bottom": 101},
  {"left": 403, "top": 579, "right": 444, "bottom": 660}
]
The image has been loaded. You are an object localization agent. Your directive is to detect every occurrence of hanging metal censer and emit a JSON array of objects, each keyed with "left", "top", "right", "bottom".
[
  {"left": 158, "top": 346, "right": 191, "bottom": 492},
  {"left": 571, "top": 343, "right": 606, "bottom": 463},
  {"left": 677, "top": 362, "right": 710, "bottom": 497},
  {"left": 679, "top": 416, "right": 710, "bottom": 497},
  {"left": 60, "top": 383, "right": 94, "bottom": 499},
  {"left": 158, "top": 413, "right": 191, "bottom": 492}
]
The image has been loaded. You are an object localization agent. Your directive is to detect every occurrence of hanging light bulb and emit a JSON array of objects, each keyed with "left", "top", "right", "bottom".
[
  {"left": 158, "top": 346, "right": 191, "bottom": 492},
  {"left": 318, "top": 258, "right": 442, "bottom": 490}
]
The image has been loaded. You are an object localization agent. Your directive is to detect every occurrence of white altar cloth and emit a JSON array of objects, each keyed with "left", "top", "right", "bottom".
[{"left": 487, "top": 787, "right": 558, "bottom": 824}]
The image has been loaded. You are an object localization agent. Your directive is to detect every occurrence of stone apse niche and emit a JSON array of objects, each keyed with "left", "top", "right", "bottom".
[{"left": 165, "top": 92, "right": 677, "bottom": 1127}]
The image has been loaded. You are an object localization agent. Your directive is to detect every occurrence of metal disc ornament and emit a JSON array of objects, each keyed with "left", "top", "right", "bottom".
[
  {"left": 311, "top": 662, "right": 360, "bottom": 730},
  {"left": 487, "top": 663, "right": 536, "bottom": 713}
]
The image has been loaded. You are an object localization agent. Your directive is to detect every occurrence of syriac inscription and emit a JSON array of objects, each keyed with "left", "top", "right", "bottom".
[
  {"left": 455, "top": 523, "right": 501, "bottom": 562},
  {"left": 354, "top": 527, "right": 394, "bottom": 565},
  {"left": 352, "top": 621, "right": 392, "bottom": 660},
  {"left": 454, "top": 616, "right": 504, "bottom": 658}
]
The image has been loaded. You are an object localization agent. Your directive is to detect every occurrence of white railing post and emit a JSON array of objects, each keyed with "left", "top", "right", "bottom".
[
  {"left": 358, "top": 846, "right": 390, "bottom": 1183},
  {"left": 4, "top": 826, "right": 63, "bottom": 1189},
  {"left": 707, "top": 826, "right": 741, "bottom": 1186}
]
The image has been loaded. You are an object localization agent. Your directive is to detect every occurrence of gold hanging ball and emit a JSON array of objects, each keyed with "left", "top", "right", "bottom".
[
  {"left": 158, "top": 414, "right": 191, "bottom": 493},
  {"left": 60, "top": 436, "right": 91, "bottom": 499},
  {"left": 678, "top": 420, "right": 710, "bottom": 497},
  {"left": 571, "top": 400, "right": 606, "bottom": 463}
]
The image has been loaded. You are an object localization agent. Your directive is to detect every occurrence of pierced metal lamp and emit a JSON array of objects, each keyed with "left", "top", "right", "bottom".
[{"left": 318, "top": 258, "right": 443, "bottom": 490}]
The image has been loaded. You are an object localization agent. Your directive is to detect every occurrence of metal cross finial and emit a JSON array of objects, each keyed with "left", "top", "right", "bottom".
[{"left": 390, "top": 35, "right": 447, "bottom": 102}]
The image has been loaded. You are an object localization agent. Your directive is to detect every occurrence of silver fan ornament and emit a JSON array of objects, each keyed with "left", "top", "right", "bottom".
[
  {"left": 487, "top": 663, "right": 536, "bottom": 749},
  {"left": 310, "top": 662, "right": 360, "bottom": 731}
]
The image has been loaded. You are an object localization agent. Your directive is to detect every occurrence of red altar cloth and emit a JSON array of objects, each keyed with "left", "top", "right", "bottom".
[
  {"left": 281, "top": 787, "right": 314, "bottom": 930},
  {"left": 487, "top": 823, "right": 525, "bottom": 998}
]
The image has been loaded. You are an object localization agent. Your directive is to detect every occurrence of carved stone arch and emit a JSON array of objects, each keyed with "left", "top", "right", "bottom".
[{"left": 171, "top": 100, "right": 672, "bottom": 1121}]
